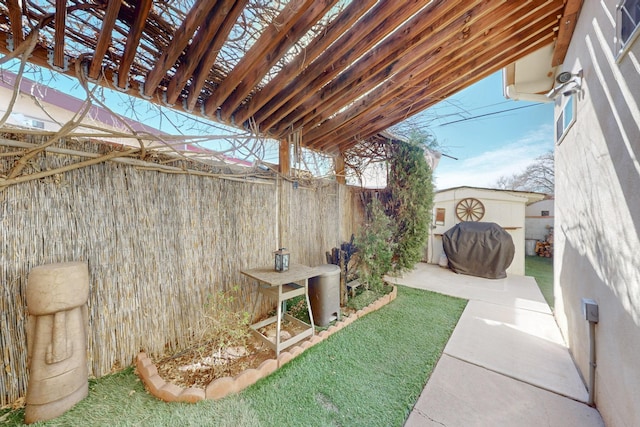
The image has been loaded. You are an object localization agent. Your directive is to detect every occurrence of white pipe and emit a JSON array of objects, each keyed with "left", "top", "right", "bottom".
[
  {"left": 505, "top": 84, "right": 553, "bottom": 103},
  {"left": 588, "top": 320, "right": 597, "bottom": 406}
]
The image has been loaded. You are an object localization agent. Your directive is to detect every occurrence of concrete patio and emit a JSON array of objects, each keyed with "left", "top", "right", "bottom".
[{"left": 386, "top": 263, "right": 604, "bottom": 427}]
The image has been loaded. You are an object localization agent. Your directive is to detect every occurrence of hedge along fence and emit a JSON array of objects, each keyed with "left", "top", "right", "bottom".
[{"left": 0, "top": 138, "right": 359, "bottom": 407}]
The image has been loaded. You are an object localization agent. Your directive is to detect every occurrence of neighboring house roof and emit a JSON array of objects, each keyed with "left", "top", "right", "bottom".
[
  {"left": 0, "top": 70, "right": 254, "bottom": 167},
  {"left": 0, "top": 69, "right": 162, "bottom": 136}
]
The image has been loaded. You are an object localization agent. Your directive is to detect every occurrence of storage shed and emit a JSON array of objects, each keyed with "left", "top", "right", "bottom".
[{"left": 427, "top": 186, "right": 545, "bottom": 275}]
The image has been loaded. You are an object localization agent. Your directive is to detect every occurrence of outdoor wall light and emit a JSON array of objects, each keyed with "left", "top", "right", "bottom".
[
  {"left": 546, "top": 69, "right": 583, "bottom": 99},
  {"left": 274, "top": 248, "right": 290, "bottom": 272}
]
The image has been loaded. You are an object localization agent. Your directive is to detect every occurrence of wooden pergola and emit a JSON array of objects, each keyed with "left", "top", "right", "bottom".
[{"left": 0, "top": 0, "right": 582, "bottom": 178}]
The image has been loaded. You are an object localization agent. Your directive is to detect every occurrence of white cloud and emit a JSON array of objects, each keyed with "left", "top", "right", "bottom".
[{"left": 434, "top": 123, "right": 553, "bottom": 190}]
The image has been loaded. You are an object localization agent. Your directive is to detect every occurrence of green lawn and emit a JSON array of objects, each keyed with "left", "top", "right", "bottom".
[
  {"left": 525, "top": 255, "right": 554, "bottom": 309},
  {"left": 1, "top": 286, "right": 466, "bottom": 427}
]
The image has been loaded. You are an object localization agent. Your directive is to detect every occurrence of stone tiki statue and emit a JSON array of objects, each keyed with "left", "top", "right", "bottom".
[{"left": 25, "top": 262, "right": 89, "bottom": 424}]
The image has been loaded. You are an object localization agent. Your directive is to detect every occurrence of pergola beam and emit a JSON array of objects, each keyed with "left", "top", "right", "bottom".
[
  {"left": 117, "top": 0, "right": 151, "bottom": 90},
  {"left": 218, "top": 0, "right": 340, "bottom": 122},
  {"left": 53, "top": 0, "right": 67, "bottom": 69},
  {"left": 88, "top": 0, "right": 121, "bottom": 80},
  {"left": 252, "top": 0, "right": 430, "bottom": 131},
  {"left": 328, "top": 28, "right": 558, "bottom": 154},
  {"left": 184, "top": 0, "right": 248, "bottom": 112},
  {"left": 552, "top": 0, "right": 584, "bottom": 67},
  {"left": 268, "top": 0, "right": 488, "bottom": 137},
  {"left": 232, "top": 0, "right": 377, "bottom": 125},
  {"left": 335, "top": 33, "right": 556, "bottom": 153},
  {"left": 144, "top": 0, "right": 219, "bottom": 98},
  {"left": 305, "top": 1, "right": 563, "bottom": 151},
  {"left": 6, "top": 0, "right": 23, "bottom": 48},
  {"left": 165, "top": 0, "right": 237, "bottom": 106},
  {"left": 203, "top": 0, "right": 317, "bottom": 117},
  {"left": 303, "top": 0, "right": 542, "bottom": 146}
]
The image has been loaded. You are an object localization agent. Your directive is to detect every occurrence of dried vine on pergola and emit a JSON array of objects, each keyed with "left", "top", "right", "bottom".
[{"left": 0, "top": 0, "right": 581, "bottom": 190}]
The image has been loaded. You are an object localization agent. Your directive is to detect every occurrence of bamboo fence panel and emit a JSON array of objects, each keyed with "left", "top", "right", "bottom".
[
  {"left": 283, "top": 182, "right": 341, "bottom": 267},
  {"left": 0, "top": 138, "right": 360, "bottom": 406}
]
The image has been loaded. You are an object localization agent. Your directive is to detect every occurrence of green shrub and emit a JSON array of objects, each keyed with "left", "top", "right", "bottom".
[
  {"left": 355, "top": 197, "right": 394, "bottom": 293},
  {"left": 387, "top": 138, "right": 434, "bottom": 272}
]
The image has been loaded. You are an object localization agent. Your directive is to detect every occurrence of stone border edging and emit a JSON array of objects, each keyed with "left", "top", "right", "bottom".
[{"left": 136, "top": 285, "right": 397, "bottom": 402}]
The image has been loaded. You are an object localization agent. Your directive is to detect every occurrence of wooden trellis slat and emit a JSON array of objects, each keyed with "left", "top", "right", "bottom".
[
  {"left": 54, "top": 0, "right": 67, "bottom": 69},
  {"left": 306, "top": 0, "right": 563, "bottom": 151},
  {"left": 184, "top": 0, "right": 249, "bottom": 112},
  {"left": 552, "top": 0, "right": 584, "bottom": 67},
  {"left": 253, "top": 0, "right": 430, "bottom": 132},
  {"left": 165, "top": 0, "right": 237, "bottom": 106},
  {"left": 330, "top": 25, "right": 559, "bottom": 153},
  {"left": 268, "top": 0, "right": 474, "bottom": 137},
  {"left": 218, "top": 0, "right": 340, "bottom": 121},
  {"left": 117, "top": 0, "right": 152, "bottom": 90},
  {"left": 232, "top": 0, "right": 378, "bottom": 125},
  {"left": 203, "top": 0, "right": 316, "bottom": 117},
  {"left": 302, "top": 0, "right": 539, "bottom": 147},
  {"left": 143, "top": 0, "right": 219, "bottom": 98},
  {"left": 6, "top": 0, "right": 23, "bottom": 47},
  {"left": 88, "top": 0, "right": 122, "bottom": 80}
]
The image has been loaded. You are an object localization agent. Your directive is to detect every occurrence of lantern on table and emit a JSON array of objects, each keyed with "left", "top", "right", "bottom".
[{"left": 274, "top": 248, "right": 290, "bottom": 272}]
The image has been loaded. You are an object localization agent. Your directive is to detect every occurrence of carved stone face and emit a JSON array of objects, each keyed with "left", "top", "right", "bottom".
[{"left": 25, "top": 262, "right": 89, "bottom": 424}]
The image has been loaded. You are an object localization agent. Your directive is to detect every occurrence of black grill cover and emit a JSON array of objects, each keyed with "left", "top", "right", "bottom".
[{"left": 442, "top": 222, "right": 515, "bottom": 279}]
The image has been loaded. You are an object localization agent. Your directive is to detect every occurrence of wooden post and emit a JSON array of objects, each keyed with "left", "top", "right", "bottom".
[
  {"left": 279, "top": 139, "right": 290, "bottom": 176},
  {"left": 335, "top": 153, "right": 346, "bottom": 184}
]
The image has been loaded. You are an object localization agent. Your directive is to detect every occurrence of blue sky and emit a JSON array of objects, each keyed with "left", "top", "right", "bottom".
[{"left": 421, "top": 72, "right": 554, "bottom": 190}]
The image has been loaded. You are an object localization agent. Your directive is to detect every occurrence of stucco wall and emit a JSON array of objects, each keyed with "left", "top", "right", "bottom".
[
  {"left": 0, "top": 74, "right": 160, "bottom": 147},
  {"left": 524, "top": 218, "right": 554, "bottom": 241},
  {"left": 525, "top": 199, "right": 554, "bottom": 241},
  {"left": 554, "top": 1, "right": 640, "bottom": 425},
  {"left": 525, "top": 198, "right": 555, "bottom": 217},
  {"left": 427, "top": 187, "right": 527, "bottom": 275}
]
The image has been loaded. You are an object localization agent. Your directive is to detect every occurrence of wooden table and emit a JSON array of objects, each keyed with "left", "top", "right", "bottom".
[{"left": 241, "top": 264, "right": 318, "bottom": 356}]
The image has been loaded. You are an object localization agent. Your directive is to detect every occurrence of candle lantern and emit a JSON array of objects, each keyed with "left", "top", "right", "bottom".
[{"left": 274, "top": 248, "right": 290, "bottom": 272}]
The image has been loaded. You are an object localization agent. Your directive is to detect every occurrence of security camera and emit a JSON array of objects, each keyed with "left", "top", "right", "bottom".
[{"left": 546, "top": 69, "right": 583, "bottom": 99}]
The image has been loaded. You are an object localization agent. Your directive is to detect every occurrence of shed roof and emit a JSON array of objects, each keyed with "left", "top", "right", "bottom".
[
  {"left": 436, "top": 186, "right": 547, "bottom": 205},
  {"left": 0, "top": 0, "right": 582, "bottom": 155}
]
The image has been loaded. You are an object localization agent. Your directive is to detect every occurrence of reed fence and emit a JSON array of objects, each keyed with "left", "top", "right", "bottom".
[{"left": 0, "top": 136, "right": 362, "bottom": 407}]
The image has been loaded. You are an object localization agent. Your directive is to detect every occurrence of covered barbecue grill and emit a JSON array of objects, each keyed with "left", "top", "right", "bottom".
[{"left": 442, "top": 222, "right": 515, "bottom": 279}]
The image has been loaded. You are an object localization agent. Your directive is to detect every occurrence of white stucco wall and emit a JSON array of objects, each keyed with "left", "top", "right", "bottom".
[
  {"left": 427, "top": 187, "right": 528, "bottom": 275},
  {"left": 525, "top": 198, "right": 555, "bottom": 216},
  {"left": 0, "top": 77, "right": 161, "bottom": 148},
  {"left": 525, "top": 199, "right": 554, "bottom": 241},
  {"left": 554, "top": 1, "right": 640, "bottom": 425},
  {"left": 524, "top": 217, "right": 553, "bottom": 241}
]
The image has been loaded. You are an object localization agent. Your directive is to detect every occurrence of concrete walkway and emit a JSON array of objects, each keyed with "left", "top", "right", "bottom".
[{"left": 386, "top": 263, "right": 604, "bottom": 427}]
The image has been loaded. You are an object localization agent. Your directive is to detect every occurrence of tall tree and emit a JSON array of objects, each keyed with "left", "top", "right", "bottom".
[{"left": 495, "top": 150, "right": 554, "bottom": 194}]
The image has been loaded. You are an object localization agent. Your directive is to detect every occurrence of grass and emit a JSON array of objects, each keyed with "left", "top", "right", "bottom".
[
  {"left": 244, "top": 286, "right": 466, "bottom": 426},
  {"left": 1, "top": 286, "right": 466, "bottom": 427},
  {"left": 525, "top": 255, "right": 554, "bottom": 309}
]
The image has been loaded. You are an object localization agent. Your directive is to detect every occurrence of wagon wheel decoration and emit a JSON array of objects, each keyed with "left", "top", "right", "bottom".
[{"left": 455, "top": 198, "right": 485, "bottom": 221}]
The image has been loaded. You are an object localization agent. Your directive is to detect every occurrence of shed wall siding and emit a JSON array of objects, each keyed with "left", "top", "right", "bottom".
[{"left": 428, "top": 188, "right": 527, "bottom": 275}]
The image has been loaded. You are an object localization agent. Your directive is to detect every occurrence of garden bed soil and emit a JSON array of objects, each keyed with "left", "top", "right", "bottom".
[{"left": 152, "top": 316, "right": 326, "bottom": 389}]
